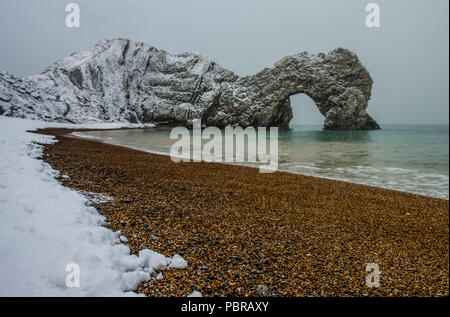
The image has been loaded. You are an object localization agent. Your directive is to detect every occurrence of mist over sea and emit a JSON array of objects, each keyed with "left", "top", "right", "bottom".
[{"left": 76, "top": 124, "right": 449, "bottom": 199}]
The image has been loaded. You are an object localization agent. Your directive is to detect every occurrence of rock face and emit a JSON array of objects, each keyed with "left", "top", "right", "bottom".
[{"left": 0, "top": 38, "right": 379, "bottom": 130}]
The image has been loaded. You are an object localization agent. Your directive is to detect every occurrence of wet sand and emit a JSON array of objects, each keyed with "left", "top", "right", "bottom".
[{"left": 36, "top": 128, "right": 449, "bottom": 297}]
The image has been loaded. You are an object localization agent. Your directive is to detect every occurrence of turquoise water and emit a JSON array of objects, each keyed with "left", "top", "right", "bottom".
[{"left": 75, "top": 124, "right": 449, "bottom": 199}]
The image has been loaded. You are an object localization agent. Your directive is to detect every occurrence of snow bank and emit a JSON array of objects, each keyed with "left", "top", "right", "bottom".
[{"left": 0, "top": 116, "right": 185, "bottom": 296}]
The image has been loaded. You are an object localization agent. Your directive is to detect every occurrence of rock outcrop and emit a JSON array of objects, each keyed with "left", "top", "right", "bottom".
[{"left": 0, "top": 38, "right": 379, "bottom": 130}]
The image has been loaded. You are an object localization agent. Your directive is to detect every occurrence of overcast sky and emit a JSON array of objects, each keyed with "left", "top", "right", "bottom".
[{"left": 0, "top": 0, "right": 448, "bottom": 124}]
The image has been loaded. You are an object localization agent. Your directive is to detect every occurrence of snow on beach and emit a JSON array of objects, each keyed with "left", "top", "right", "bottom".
[{"left": 0, "top": 116, "right": 187, "bottom": 296}]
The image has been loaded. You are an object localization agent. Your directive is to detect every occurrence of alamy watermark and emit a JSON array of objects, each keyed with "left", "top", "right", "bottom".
[
  {"left": 365, "top": 3, "right": 380, "bottom": 28},
  {"left": 65, "top": 3, "right": 380, "bottom": 29},
  {"left": 365, "top": 263, "right": 381, "bottom": 288},
  {"left": 65, "top": 3, "right": 80, "bottom": 28},
  {"left": 170, "top": 119, "right": 278, "bottom": 173},
  {"left": 65, "top": 263, "right": 80, "bottom": 288}
]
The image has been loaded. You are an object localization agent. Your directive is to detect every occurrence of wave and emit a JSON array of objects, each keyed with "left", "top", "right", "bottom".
[{"left": 280, "top": 163, "right": 449, "bottom": 199}]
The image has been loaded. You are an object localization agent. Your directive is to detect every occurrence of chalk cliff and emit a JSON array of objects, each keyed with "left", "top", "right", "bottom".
[{"left": 0, "top": 39, "right": 379, "bottom": 130}]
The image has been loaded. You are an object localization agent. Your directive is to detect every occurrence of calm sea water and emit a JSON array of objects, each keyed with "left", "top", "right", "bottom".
[{"left": 75, "top": 124, "right": 449, "bottom": 199}]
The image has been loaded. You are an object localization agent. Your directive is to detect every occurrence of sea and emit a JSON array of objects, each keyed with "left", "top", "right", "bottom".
[{"left": 74, "top": 124, "right": 449, "bottom": 199}]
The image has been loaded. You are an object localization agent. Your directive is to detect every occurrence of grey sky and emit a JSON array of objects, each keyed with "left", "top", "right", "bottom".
[{"left": 0, "top": 0, "right": 448, "bottom": 124}]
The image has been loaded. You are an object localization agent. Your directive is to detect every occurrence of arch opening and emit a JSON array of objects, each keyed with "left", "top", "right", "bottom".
[{"left": 289, "top": 94, "right": 324, "bottom": 129}]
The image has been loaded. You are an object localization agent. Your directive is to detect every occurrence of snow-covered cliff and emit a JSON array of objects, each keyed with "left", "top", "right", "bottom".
[{"left": 0, "top": 38, "right": 379, "bottom": 130}]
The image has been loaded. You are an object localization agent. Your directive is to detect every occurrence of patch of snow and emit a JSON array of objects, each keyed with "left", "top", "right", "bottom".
[
  {"left": 139, "top": 249, "right": 171, "bottom": 272},
  {"left": 77, "top": 190, "right": 113, "bottom": 205},
  {"left": 0, "top": 116, "right": 185, "bottom": 296},
  {"left": 169, "top": 254, "right": 188, "bottom": 269},
  {"left": 187, "top": 291, "right": 203, "bottom": 297},
  {"left": 121, "top": 271, "right": 150, "bottom": 292}
]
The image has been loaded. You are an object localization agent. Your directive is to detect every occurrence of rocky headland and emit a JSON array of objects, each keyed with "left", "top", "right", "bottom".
[{"left": 1, "top": 39, "right": 379, "bottom": 130}]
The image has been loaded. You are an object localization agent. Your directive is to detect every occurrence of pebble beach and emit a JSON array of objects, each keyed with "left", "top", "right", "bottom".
[{"left": 37, "top": 128, "right": 449, "bottom": 297}]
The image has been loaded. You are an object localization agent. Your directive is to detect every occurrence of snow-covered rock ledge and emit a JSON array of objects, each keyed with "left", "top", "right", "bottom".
[{"left": 0, "top": 116, "right": 186, "bottom": 296}]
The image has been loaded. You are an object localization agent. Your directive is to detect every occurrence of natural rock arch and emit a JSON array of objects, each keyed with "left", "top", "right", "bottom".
[
  {"left": 0, "top": 39, "right": 379, "bottom": 130},
  {"left": 206, "top": 48, "right": 379, "bottom": 130}
]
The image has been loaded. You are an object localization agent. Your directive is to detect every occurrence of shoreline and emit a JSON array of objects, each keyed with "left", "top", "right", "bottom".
[
  {"left": 68, "top": 128, "right": 448, "bottom": 201},
  {"left": 35, "top": 128, "right": 449, "bottom": 296}
]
